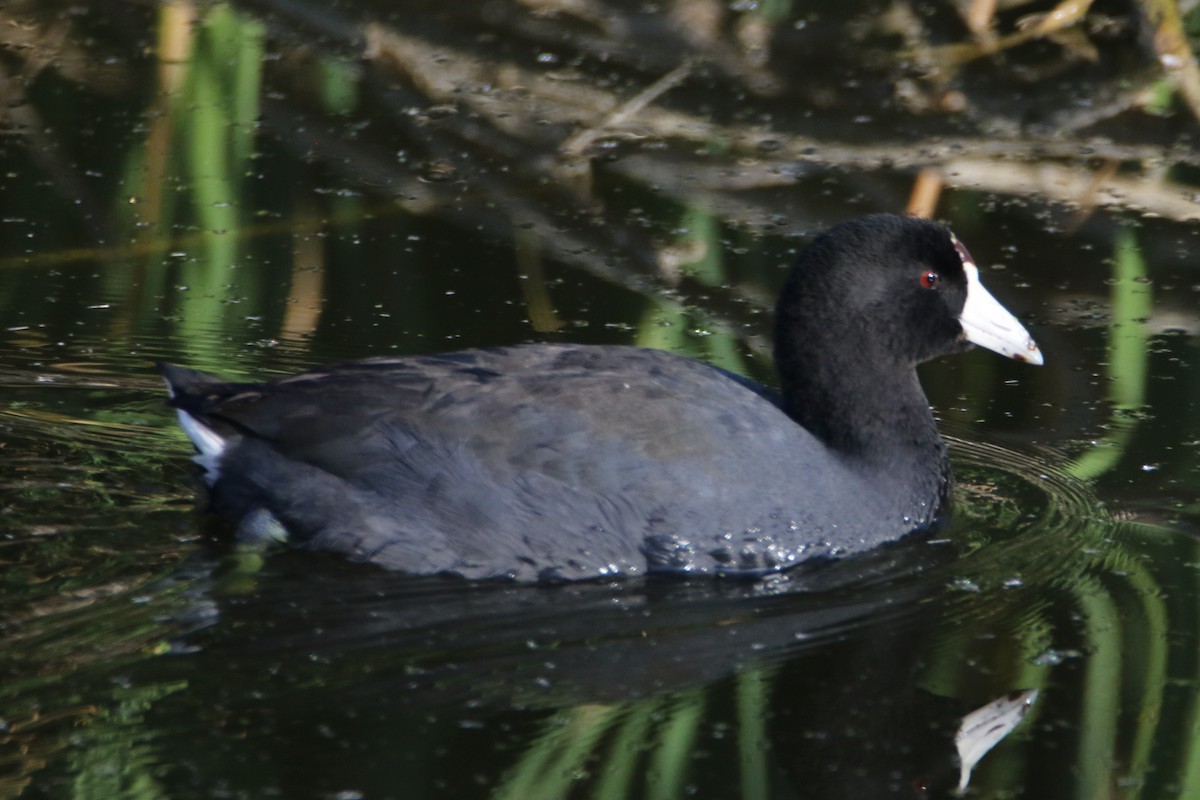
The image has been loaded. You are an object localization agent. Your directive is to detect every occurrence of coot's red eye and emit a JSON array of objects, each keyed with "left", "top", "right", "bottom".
[{"left": 920, "top": 271, "right": 940, "bottom": 289}]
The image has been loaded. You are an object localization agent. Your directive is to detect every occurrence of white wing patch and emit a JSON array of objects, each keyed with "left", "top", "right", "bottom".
[{"left": 176, "top": 408, "right": 226, "bottom": 485}]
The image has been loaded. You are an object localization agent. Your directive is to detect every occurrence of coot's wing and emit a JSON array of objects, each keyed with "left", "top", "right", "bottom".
[{"left": 165, "top": 346, "right": 777, "bottom": 488}]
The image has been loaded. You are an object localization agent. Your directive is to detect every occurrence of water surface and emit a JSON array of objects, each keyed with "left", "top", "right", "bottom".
[{"left": 3, "top": 1, "right": 1200, "bottom": 798}]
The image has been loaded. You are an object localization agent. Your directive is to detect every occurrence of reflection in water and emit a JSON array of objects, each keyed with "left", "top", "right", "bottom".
[
  {"left": 1069, "top": 226, "right": 1152, "bottom": 482},
  {"left": 0, "top": 348, "right": 1196, "bottom": 798},
  {"left": 955, "top": 690, "right": 1038, "bottom": 794},
  {"left": 3, "top": 0, "right": 1200, "bottom": 797},
  {"left": 10, "top": 544, "right": 1026, "bottom": 799},
  {"left": 0, "top": 421, "right": 1162, "bottom": 799}
]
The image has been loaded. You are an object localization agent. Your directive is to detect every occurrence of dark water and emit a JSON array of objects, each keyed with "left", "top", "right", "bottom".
[{"left": 3, "top": 1, "right": 1200, "bottom": 798}]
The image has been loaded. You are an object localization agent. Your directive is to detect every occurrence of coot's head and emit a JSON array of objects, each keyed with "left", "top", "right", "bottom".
[{"left": 774, "top": 214, "right": 1042, "bottom": 372}]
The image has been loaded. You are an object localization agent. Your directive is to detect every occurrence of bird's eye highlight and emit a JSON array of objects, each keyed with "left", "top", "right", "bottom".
[{"left": 920, "top": 271, "right": 940, "bottom": 289}]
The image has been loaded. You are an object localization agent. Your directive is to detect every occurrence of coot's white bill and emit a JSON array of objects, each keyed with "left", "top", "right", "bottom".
[{"left": 959, "top": 263, "right": 1043, "bottom": 365}]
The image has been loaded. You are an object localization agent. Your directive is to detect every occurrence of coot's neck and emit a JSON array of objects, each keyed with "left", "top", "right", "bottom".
[{"left": 774, "top": 334, "right": 952, "bottom": 517}]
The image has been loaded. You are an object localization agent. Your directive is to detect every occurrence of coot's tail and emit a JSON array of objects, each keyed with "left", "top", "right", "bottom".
[
  {"left": 156, "top": 361, "right": 228, "bottom": 402},
  {"left": 156, "top": 362, "right": 236, "bottom": 484}
]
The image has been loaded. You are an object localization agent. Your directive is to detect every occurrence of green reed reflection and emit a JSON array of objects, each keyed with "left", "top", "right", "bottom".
[
  {"left": 735, "top": 668, "right": 770, "bottom": 800},
  {"left": 111, "top": 3, "right": 268, "bottom": 369},
  {"left": 493, "top": 683, "right": 743, "bottom": 800},
  {"left": 493, "top": 704, "right": 620, "bottom": 800},
  {"left": 635, "top": 205, "right": 749, "bottom": 377},
  {"left": 1068, "top": 225, "right": 1152, "bottom": 481},
  {"left": 64, "top": 681, "right": 185, "bottom": 800},
  {"left": 592, "top": 704, "right": 654, "bottom": 800}
]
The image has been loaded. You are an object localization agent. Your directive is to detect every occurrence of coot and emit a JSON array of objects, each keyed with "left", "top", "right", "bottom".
[{"left": 161, "top": 214, "right": 1041, "bottom": 581}]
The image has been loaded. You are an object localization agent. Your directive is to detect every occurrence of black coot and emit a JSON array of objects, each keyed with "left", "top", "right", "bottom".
[{"left": 160, "top": 214, "right": 1042, "bottom": 581}]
